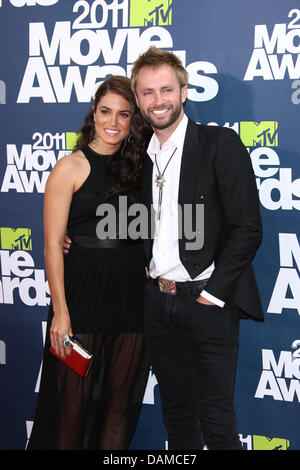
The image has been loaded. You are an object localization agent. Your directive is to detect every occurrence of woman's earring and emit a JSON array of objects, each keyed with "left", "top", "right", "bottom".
[
  {"left": 90, "top": 123, "right": 97, "bottom": 142},
  {"left": 121, "top": 132, "right": 133, "bottom": 155},
  {"left": 124, "top": 132, "right": 133, "bottom": 146}
]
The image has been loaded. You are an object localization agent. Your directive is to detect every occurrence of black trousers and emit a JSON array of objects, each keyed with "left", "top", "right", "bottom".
[{"left": 144, "top": 280, "right": 242, "bottom": 450}]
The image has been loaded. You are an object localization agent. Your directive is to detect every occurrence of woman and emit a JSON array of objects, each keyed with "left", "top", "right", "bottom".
[{"left": 27, "top": 76, "right": 150, "bottom": 450}]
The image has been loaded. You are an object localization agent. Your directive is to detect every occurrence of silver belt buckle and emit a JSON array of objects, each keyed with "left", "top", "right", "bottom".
[{"left": 158, "top": 278, "right": 177, "bottom": 295}]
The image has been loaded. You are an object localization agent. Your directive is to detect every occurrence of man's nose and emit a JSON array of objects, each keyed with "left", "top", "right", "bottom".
[{"left": 153, "top": 92, "right": 164, "bottom": 107}]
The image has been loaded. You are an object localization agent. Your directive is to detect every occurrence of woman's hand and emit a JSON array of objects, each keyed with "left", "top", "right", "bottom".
[
  {"left": 63, "top": 236, "right": 72, "bottom": 255},
  {"left": 50, "top": 312, "right": 73, "bottom": 360}
]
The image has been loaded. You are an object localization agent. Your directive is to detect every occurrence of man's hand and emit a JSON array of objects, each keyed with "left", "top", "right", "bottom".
[
  {"left": 63, "top": 236, "right": 72, "bottom": 254},
  {"left": 196, "top": 294, "right": 216, "bottom": 305}
]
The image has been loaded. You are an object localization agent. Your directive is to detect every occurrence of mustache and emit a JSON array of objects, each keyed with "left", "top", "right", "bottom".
[{"left": 149, "top": 105, "right": 170, "bottom": 111}]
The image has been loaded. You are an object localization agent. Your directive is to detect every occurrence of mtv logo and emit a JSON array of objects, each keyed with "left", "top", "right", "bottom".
[
  {"left": 253, "top": 435, "right": 290, "bottom": 450},
  {"left": 240, "top": 121, "right": 278, "bottom": 147},
  {"left": 0, "top": 227, "right": 32, "bottom": 251},
  {"left": 130, "top": 0, "right": 173, "bottom": 27},
  {"left": 65, "top": 132, "right": 80, "bottom": 150}
]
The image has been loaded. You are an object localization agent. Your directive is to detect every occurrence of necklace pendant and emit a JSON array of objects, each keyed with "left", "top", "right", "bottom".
[{"left": 155, "top": 174, "right": 165, "bottom": 188}]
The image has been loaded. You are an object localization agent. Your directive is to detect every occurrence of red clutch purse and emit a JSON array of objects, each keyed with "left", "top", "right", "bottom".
[{"left": 50, "top": 336, "right": 93, "bottom": 377}]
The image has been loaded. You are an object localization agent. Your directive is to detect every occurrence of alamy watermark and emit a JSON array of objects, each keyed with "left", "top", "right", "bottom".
[
  {"left": 95, "top": 196, "right": 204, "bottom": 250},
  {"left": 0, "top": 80, "right": 6, "bottom": 104}
]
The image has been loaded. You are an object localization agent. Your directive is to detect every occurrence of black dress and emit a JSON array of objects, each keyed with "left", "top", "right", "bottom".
[{"left": 27, "top": 146, "right": 148, "bottom": 450}]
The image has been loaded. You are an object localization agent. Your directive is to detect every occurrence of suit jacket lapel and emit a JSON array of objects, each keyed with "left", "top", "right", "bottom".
[
  {"left": 142, "top": 150, "right": 153, "bottom": 206},
  {"left": 178, "top": 119, "right": 205, "bottom": 205},
  {"left": 143, "top": 119, "right": 205, "bottom": 207},
  {"left": 141, "top": 151, "right": 154, "bottom": 262},
  {"left": 142, "top": 119, "right": 205, "bottom": 262}
]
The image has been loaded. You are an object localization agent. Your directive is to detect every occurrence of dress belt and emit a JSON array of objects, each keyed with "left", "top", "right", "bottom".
[
  {"left": 152, "top": 277, "right": 208, "bottom": 296},
  {"left": 71, "top": 235, "right": 143, "bottom": 249}
]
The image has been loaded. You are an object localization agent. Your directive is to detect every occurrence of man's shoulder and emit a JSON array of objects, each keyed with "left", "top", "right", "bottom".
[{"left": 188, "top": 119, "right": 238, "bottom": 140}]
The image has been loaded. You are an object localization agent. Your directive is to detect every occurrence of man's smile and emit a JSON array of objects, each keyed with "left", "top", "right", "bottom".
[{"left": 152, "top": 108, "right": 169, "bottom": 116}]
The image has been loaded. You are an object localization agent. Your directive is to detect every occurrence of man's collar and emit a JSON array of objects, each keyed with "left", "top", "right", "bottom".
[{"left": 147, "top": 114, "right": 188, "bottom": 159}]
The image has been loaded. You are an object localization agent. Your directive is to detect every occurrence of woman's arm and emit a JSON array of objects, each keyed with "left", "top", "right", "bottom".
[{"left": 44, "top": 155, "right": 77, "bottom": 359}]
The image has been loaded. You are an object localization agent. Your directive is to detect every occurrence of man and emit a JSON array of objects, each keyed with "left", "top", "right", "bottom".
[{"left": 130, "top": 46, "right": 263, "bottom": 450}]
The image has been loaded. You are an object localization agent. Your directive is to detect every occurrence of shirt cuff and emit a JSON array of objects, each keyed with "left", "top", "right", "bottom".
[{"left": 201, "top": 290, "right": 225, "bottom": 308}]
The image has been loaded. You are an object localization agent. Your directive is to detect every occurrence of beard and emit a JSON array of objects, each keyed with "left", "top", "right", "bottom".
[{"left": 141, "top": 100, "right": 183, "bottom": 131}]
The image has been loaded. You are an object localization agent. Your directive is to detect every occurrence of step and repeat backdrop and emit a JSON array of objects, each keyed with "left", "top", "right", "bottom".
[{"left": 0, "top": 0, "right": 300, "bottom": 451}]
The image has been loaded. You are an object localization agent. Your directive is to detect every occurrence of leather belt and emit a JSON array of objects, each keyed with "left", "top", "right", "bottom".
[
  {"left": 154, "top": 277, "right": 208, "bottom": 297},
  {"left": 71, "top": 235, "right": 143, "bottom": 249}
]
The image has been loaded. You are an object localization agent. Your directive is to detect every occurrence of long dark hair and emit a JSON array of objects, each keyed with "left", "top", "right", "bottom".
[{"left": 75, "top": 76, "right": 151, "bottom": 202}]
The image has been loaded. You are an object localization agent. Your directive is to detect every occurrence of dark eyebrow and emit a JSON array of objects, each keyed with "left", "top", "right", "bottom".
[{"left": 98, "top": 105, "right": 131, "bottom": 113}]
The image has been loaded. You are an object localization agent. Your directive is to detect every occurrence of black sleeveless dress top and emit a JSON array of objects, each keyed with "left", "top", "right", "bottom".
[
  {"left": 61, "top": 145, "right": 146, "bottom": 333},
  {"left": 67, "top": 146, "right": 114, "bottom": 237}
]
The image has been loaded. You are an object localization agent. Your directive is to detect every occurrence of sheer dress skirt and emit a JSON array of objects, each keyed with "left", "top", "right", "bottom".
[{"left": 27, "top": 242, "right": 149, "bottom": 450}]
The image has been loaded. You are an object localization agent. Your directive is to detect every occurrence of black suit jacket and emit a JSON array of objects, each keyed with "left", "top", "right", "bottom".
[{"left": 141, "top": 119, "right": 264, "bottom": 321}]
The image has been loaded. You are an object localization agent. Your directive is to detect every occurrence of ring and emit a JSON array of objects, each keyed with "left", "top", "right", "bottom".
[{"left": 63, "top": 334, "right": 71, "bottom": 348}]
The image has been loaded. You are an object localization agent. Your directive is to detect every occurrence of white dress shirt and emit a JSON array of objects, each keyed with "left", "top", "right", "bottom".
[{"left": 147, "top": 114, "right": 225, "bottom": 307}]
